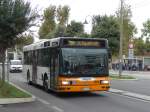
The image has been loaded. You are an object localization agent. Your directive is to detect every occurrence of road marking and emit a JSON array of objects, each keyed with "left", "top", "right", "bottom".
[
  {"left": 51, "top": 106, "right": 64, "bottom": 112},
  {"left": 108, "top": 88, "right": 150, "bottom": 103},
  {"left": 37, "top": 97, "right": 64, "bottom": 112},
  {"left": 107, "top": 91, "right": 150, "bottom": 103},
  {"left": 37, "top": 97, "right": 50, "bottom": 105}
]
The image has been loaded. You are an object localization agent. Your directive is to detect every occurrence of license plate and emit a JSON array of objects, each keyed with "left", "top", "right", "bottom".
[
  {"left": 83, "top": 88, "right": 90, "bottom": 91},
  {"left": 80, "top": 77, "right": 93, "bottom": 81}
]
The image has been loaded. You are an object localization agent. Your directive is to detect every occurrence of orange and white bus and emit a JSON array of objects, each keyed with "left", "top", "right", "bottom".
[{"left": 23, "top": 37, "right": 111, "bottom": 92}]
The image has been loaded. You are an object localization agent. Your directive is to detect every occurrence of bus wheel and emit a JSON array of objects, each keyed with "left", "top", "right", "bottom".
[
  {"left": 43, "top": 80, "right": 49, "bottom": 92},
  {"left": 27, "top": 70, "right": 31, "bottom": 85}
]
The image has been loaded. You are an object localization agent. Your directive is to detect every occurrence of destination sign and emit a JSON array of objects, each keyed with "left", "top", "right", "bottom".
[{"left": 63, "top": 40, "right": 106, "bottom": 47}]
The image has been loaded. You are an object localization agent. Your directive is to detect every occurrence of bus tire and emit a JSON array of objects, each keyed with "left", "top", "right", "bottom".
[
  {"left": 27, "top": 70, "right": 31, "bottom": 85},
  {"left": 43, "top": 74, "right": 49, "bottom": 92}
]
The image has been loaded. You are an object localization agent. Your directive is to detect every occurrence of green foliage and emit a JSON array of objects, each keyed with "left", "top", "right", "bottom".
[
  {"left": 65, "top": 21, "right": 84, "bottom": 37},
  {"left": 57, "top": 5, "right": 70, "bottom": 26},
  {"left": 110, "top": 74, "right": 135, "bottom": 80},
  {"left": 145, "top": 38, "right": 150, "bottom": 53},
  {"left": 141, "top": 19, "right": 150, "bottom": 39},
  {"left": 0, "top": 0, "right": 37, "bottom": 48},
  {"left": 91, "top": 15, "right": 120, "bottom": 56},
  {"left": 39, "top": 5, "right": 56, "bottom": 38},
  {"left": 134, "top": 38, "right": 145, "bottom": 55},
  {"left": 0, "top": 0, "right": 37, "bottom": 82},
  {"left": 138, "top": 19, "right": 150, "bottom": 55},
  {"left": 39, "top": 5, "right": 70, "bottom": 39},
  {"left": 0, "top": 80, "right": 31, "bottom": 98},
  {"left": 47, "top": 25, "right": 66, "bottom": 38},
  {"left": 134, "top": 37, "right": 150, "bottom": 56},
  {"left": 15, "top": 34, "right": 33, "bottom": 51}
]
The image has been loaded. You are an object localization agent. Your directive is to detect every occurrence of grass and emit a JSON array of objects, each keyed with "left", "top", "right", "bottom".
[
  {"left": 0, "top": 80, "right": 31, "bottom": 98},
  {"left": 110, "top": 74, "right": 136, "bottom": 80}
]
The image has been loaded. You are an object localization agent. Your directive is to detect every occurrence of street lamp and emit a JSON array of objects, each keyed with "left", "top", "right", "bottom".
[
  {"left": 83, "top": 15, "right": 93, "bottom": 34},
  {"left": 83, "top": 15, "right": 93, "bottom": 24}
]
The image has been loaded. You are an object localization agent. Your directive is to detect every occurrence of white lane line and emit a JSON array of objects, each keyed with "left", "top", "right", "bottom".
[
  {"left": 37, "top": 97, "right": 50, "bottom": 105},
  {"left": 51, "top": 106, "right": 64, "bottom": 112},
  {"left": 107, "top": 91, "right": 150, "bottom": 103},
  {"left": 108, "top": 88, "right": 150, "bottom": 103},
  {"left": 37, "top": 98, "right": 64, "bottom": 112}
]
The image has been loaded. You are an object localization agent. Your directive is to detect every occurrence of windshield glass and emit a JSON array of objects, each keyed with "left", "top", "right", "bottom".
[
  {"left": 61, "top": 48, "right": 108, "bottom": 76},
  {"left": 10, "top": 61, "right": 22, "bottom": 65}
]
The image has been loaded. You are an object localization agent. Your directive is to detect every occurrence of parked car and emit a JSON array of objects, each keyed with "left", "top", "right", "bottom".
[{"left": 9, "top": 60, "right": 23, "bottom": 73}]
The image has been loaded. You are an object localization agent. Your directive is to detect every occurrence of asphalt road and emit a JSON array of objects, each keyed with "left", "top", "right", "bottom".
[
  {"left": 1, "top": 71, "right": 150, "bottom": 112},
  {"left": 110, "top": 70, "right": 150, "bottom": 96},
  {"left": 111, "top": 79, "right": 150, "bottom": 96}
]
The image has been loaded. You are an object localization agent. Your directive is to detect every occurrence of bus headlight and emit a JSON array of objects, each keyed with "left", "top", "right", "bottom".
[
  {"left": 62, "top": 81, "right": 70, "bottom": 85},
  {"left": 100, "top": 80, "right": 109, "bottom": 84}
]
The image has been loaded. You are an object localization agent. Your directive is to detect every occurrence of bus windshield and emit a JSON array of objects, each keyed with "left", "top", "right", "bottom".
[{"left": 61, "top": 48, "right": 108, "bottom": 76}]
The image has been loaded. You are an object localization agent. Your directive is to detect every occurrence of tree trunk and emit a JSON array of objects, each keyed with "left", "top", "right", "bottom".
[{"left": 0, "top": 48, "right": 6, "bottom": 87}]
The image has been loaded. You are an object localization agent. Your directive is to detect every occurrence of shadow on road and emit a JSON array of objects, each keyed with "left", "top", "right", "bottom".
[
  {"left": 28, "top": 83, "right": 107, "bottom": 98},
  {"left": 56, "top": 92, "right": 107, "bottom": 99}
]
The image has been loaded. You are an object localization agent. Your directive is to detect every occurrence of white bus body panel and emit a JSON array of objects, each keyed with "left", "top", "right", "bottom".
[
  {"left": 37, "top": 66, "right": 50, "bottom": 86},
  {"left": 23, "top": 64, "right": 50, "bottom": 87}
]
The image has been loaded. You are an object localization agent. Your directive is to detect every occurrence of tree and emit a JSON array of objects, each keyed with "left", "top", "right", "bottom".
[
  {"left": 134, "top": 38, "right": 145, "bottom": 56},
  {"left": 116, "top": 4, "right": 137, "bottom": 55},
  {"left": 140, "top": 19, "right": 150, "bottom": 55},
  {"left": 141, "top": 19, "right": 150, "bottom": 39},
  {"left": 56, "top": 5, "right": 70, "bottom": 26},
  {"left": 15, "top": 34, "right": 34, "bottom": 51},
  {"left": 47, "top": 20, "right": 87, "bottom": 38},
  {"left": 47, "top": 25, "right": 66, "bottom": 38},
  {"left": 91, "top": 15, "right": 120, "bottom": 56},
  {"left": 39, "top": 5, "right": 56, "bottom": 38},
  {"left": 0, "top": 0, "right": 37, "bottom": 83},
  {"left": 65, "top": 21, "right": 84, "bottom": 37},
  {"left": 39, "top": 5, "right": 70, "bottom": 39},
  {"left": 145, "top": 38, "right": 150, "bottom": 54}
]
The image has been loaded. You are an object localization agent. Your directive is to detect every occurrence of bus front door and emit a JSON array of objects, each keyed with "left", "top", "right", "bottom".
[
  {"left": 50, "top": 56, "right": 55, "bottom": 89},
  {"left": 32, "top": 51, "right": 37, "bottom": 84}
]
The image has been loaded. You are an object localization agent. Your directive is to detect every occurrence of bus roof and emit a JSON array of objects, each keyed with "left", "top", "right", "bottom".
[{"left": 23, "top": 37, "right": 108, "bottom": 51}]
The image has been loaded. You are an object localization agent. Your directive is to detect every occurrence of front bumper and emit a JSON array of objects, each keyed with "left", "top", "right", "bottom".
[{"left": 56, "top": 85, "right": 110, "bottom": 92}]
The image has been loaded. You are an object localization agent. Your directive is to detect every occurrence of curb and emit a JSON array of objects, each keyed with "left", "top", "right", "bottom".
[
  {"left": 109, "top": 88, "right": 150, "bottom": 102},
  {"left": 0, "top": 82, "right": 36, "bottom": 105},
  {"left": 110, "top": 74, "right": 138, "bottom": 81},
  {"left": 110, "top": 78, "right": 138, "bottom": 81}
]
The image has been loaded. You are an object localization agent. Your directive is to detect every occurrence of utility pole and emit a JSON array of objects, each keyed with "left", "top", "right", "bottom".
[{"left": 119, "top": 0, "right": 124, "bottom": 78}]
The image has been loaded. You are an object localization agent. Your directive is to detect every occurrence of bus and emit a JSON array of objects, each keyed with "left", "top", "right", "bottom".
[{"left": 23, "top": 37, "right": 111, "bottom": 92}]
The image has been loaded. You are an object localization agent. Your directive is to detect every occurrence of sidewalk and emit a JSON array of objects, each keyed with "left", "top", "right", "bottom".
[{"left": 109, "top": 69, "right": 150, "bottom": 79}]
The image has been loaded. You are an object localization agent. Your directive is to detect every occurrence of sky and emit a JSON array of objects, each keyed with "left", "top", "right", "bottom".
[{"left": 26, "top": 0, "right": 150, "bottom": 39}]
